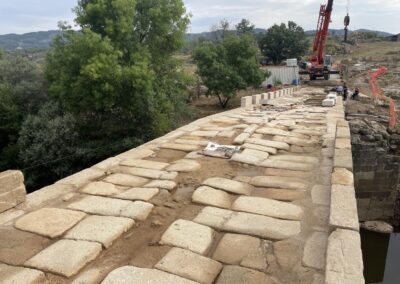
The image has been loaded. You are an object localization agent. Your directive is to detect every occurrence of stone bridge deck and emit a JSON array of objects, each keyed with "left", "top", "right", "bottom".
[{"left": 0, "top": 87, "right": 364, "bottom": 284}]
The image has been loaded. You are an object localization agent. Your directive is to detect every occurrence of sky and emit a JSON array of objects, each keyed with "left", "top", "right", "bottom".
[{"left": 0, "top": 0, "right": 399, "bottom": 35}]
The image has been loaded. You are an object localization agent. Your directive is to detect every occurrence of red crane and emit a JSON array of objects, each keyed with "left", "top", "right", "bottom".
[{"left": 309, "top": 0, "right": 334, "bottom": 80}]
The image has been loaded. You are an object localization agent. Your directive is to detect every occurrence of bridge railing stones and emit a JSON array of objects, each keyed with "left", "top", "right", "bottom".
[
  {"left": 241, "top": 86, "right": 300, "bottom": 109},
  {"left": 325, "top": 96, "right": 365, "bottom": 284},
  {"left": 0, "top": 170, "right": 26, "bottom": 213}
]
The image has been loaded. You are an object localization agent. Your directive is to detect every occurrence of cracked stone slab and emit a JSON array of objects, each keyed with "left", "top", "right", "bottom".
[
  {"left": 65, "top": 215, "right": 134, "bottom": 248},
  {"left": 202, "top": 177, "right": 253, "bottom": 196},
  {"left": 120, "top": 159, "right": 169, "bottom": 170},
  {"left": 116, "top": 187, "right": 159, "bottom": 201},
  {"left": 155, "top": 247, "right": 223, "bottom": 284},
  {"left": 102, "top": 266, "right": 198, "bottom": 284},
  {"left": 261, "top": 159, "right": 314, "bottom": 171},
  {"left": 166, "top": 159, "right": 201, "bottom": 172},
  {"left": 103, "top": 173, "right": 149, "bottom": 187},
  {"left": 250, "top": 176, "right": 308, "bottom": 190},
  {"left": 0, "top": 263, "right": 46, "bottom": 284},
  {"left": 325, "top": 229, "right": 364, "bottom": 284},
  {"left": 329, "top": 185, "right": 359, "bottom": 231},
  {"left": 115, "top": 167, "right": 178, "bottom": 180},
  {"left": 68, "top": 196, "right": 153, "bottom": 221},
  {"left": 232, "top": 196, "right": 303, "bottom": 221},
  {"left": 14, "top": 208, "right": 86, "bottom": 238},
  {"left": 25, "top": 240, "right": 102, "bottom": 278},
  {"left": 143, "top": 180, "right": 177, "bottom": 191},
  {"left": 160, "top": 143, "right": 201, "bottom": 152},
  {"left": 212, "top": 233, "right": 268, "bottom": 270},
  {"left": 242, "top": 143, "right": 278, "bottom": 155},
  {"left": 245, "top": 138, "right": 290, "bottom": 150},
  {"left": 194, "top": 207, "right": 301, "bottom": 240},
  {"left": 302, "top": 232, "right": 329, "bottom": 270},
  {"left": 80, "top": 181, "right": 123, "bottom": 197},
  {"left": 216, "top": 265, "right": 274, "bottom": 284},
  {"left": 192, "top": 186, "right": 232, "bottom": 209},
  {"left": 160, "top": 219, "right": 215, "bottom": 255}
]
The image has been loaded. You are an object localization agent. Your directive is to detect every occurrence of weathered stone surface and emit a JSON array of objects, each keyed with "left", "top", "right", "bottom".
[
  {"left": 166, "top": 159, "right": 201, "bottom": 172},
  {"left": 202, "top": 177, "right": 253, "bottom": 196},
  {"left": 25, "top": 240, "right": 102, "bottom": 278},
  {"left": 253, "top": 188, "right": 306, "bottom": 201},
  {"left": 68, "top": 196, "right": 153, "bottom": 221},
  {"left": 245, "top": 138, "right": 290, "bottom": 150},
  {"left": 185, "top": 151, "right": 204, "bottom": 159},
  {"left": 160, "top": 219, "right": 215, "bottom": 255},
  {"left": 103, "top": 173, "right": 149, "bottom": 187},
  {"left": 56, "top": 168, "right": 105, "bottom": 186},
  {"left": 144, "top": 180, "right": 177, "bottom": 191},
  {"left": 190, "top": 131, "right": 219, "bottom": 137},
  {"left": 192, "top": 186, "right": 232, "bottom": 209},
  {"left": 336, "top": 127, "right": 351, "bottom": 139},
  {"left": 250, "top": 176, "right": 308, "bottom": 190},
  {"left": 0, "top": 209, "right": 25, "bottom": 225},
  {"left": 242, "top": 143, "right": 278, "bottom": 155},
  {"left": 269, "top": 155, "right": 319, "bottom": 164},
  {"left": 116, "top": 167, "right": 178, "bottom": 180},
  {"left": 194, "top": 207, "right": 301, "bottom": 240},
  {"left": 0, "top": 263, "right": 45, "bottom": 284},
  {"left": 335, "top": 138, "right": 351, "bottom": 149},
  {"left": 273, "top": 136, "right": 318, "bottom": 147},
  {"left": 102, "top": 266, "right": 197, "bottom": 284},
  {"left": 233, "top": 133, "right": 251, "bottom": 145},
  {"left": 213, "top": 233, "right": 267, "bottom": 270},
  {"left": 242, "top": 148, "right": 270, "bottom": 160},
  {"left": 290, "top": 145, "right": 316, "bottom": 154},
  {"left": 334, "top": 149, "right": 353, "bottom": 171},
  {"left": 331, "top": 168, "right": 354, "bottom": 186},
  {"left": 71, "top": 268, "right": 103, "bottom": 284},
  {"left": 116, "top": 148, "right": 154, "bottom": 160},
  {"left": 302, "top": 232, "right": 328, "bottom": 270},
  {"left": 311, "top": 185, "right": 330, "bottom": 206},
  {"left": 156, "top": 247, "right": 222, "bottom": 284},
  {"left": 91, "top": 157, "right": 121, "bottom": 171},
  {"left": 175, "top": 139, "right": 209, "bottom": 146},
  {"left": 360, "top": 221, "right": 393, "bottom": 234},
  {"left": 232, "top": 196, "right": 303, "bottom": 221},
  {"left": 230, "top": 153, "right": 262, "bottom": 166},
  {"left": 244, "top": 124, "right": 258, "bottom": 135},
  {"left": 116, "top": 187, "right": 159, "bottom": 201},
  {"left": 160, "top": 143, "right": 201, "bottom": 152},
  {"left": 273, "top": 240, "right": 302, "bottom": 269},
  {"left": 120, "top": 159, "right": 169, "bottom": 170},
  {"left": 0, "top": 170, "right": 24, "bottom": 194},
  {"left": 0, "top": 185, "right": 26, "bottom": 213},
  {"left": 216, "top": 265, "right": 274, "bottom": 284},
  {"left": 329, "top": 185, "right": 359, "bottom": 231},
  {"left": 218, "top": 130, "right": 236, "bottom": 138},
  {"left": 15, "top": 208, "right": 86, "bottom": 239},
  {"left": 80, "top": 181, "right": 123, "bottom": 196},
  {"left": 264, "top": 168, "right": 312, "bottom": 178},
  {"left": 260, "top": 160, "right": 313, "bottom": 171},
  {"left": 325, "top": 229, "right": 364, "bottom": 284},
  {"left": 65, "top": 215, "right": 134, "bottom": 248}
]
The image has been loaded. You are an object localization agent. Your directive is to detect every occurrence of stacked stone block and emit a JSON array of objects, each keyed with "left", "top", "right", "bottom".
[{"left": 0, "top": 170, "right": 26, "bottom": 213}]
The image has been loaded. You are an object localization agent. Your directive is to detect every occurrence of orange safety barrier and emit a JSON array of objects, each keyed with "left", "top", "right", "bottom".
[{"left": 368, "top": 66, "right": 397, "bottom": 128}]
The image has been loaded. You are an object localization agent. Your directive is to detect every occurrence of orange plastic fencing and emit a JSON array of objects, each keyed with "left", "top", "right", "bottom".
[{"left": 368, "top": 66, "right": 397, "bottom": 128}]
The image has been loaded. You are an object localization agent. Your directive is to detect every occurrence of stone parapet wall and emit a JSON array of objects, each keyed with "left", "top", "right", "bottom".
[
  {"left": 0, "top": 170, "right": 26, "bottom": 213},
  {"left": 325, "top": 97, "right": 365, "bottom": 283},
  {"left": 241, "top": 86, "right": 300, "bottom": 108}
]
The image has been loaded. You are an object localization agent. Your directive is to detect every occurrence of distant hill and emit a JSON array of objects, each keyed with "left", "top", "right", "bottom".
[{"left": 0, "top": 28, "right": 394, "bottom": 51}]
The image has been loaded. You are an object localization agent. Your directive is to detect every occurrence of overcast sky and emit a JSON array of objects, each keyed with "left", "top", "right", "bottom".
[{"left": 0, "top": 0, "right": 399, "bottom": 35}]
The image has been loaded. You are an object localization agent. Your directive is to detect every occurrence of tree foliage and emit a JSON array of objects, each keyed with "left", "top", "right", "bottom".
[
  {"left": 193, "top": 33, "right": 265, "bottom": 108},
  {"left": 236, "top": 19, "right": 255, "bottom": 36},
  {"left": 258, "top": 21, "right": 308, "bottom": 64}
]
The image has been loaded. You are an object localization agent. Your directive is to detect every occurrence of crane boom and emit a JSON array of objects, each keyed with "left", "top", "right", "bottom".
[{"left": 312, "top": 0, "right": 333, "bottom": 66}]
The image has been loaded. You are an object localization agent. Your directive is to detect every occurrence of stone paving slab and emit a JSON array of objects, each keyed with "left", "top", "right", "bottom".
[
  {"left": 331, "top": 168, "right": 354, "bottom": 186},
  {"left": 102, "top": 266, "right": 198, "bottom": 284},
  {"left": 329, "top": 185, "right": 359, "bottom": 231},
  {"left": 155, "top": 247, "right": 223, "bottom": 284},
  {"left": 116, "top": 167, "right": 178, "bottom": 180},
  {"left": 216, "top": 265, "right": 274, "bottom": 284},
  {"left": 175, "top": 139, "right": 209, "bottom": 146},
  {"left": 311, "top": 185, "right": 330, "bottom": 206},
  {"left": 264, "top": 168, "right": 312, "bottom": 178},
  {"left": 232, "top": 196, "right": 303, "bottom": 221},
  {"left": 80, "top": 181, "right": 123, "bottom": 197},
  {"left": 253, "top": 188, "right": 306, "bottom": 201},
  {"left": 103, "top": 173, "right": 149, "bottom": 187},
  {"left": 334, "top": 149, "right": 353, "bottom": 171},
  {"left": 120, "top": 159, "right": 169, "bottom": 170},
  {"left": 190, "top": 131, "right": 219, "bottom": 137},
  {"left": 65, "top": 215, "right": 134, "bottom": 248},
  {"left": 245, "top": 138, "right": 290, "bottom": 150},
  {"left": 166, "top": 159, "right": 201, "bottom": 172},
  {"left": 0, "top": 263, "right": 46, "bottom": 284},
  {"left": 202, "top": 177, "right": 253, "bottom": 196},
  {"left": 325, "top": 229, "right": 364, "bottom": 284},
  {"left": 260, "top": 160, "right": 314, "bottom": 171},
  {"left": 25, "top": 239, "right": 102, "bottom": 278},
  {"left": 192, "top": 186, "right": 232, "bottom": 209},
  {"left": 233, "top": 133, "right": 251, "bottom": 145},
  {"left": 194, "top": 207, "right": 301, "bottom": 240},
  {"left": 302, "top": 232, "right": 328, "bottom": 270},
  {"left": 68, "top": 196, "right": 153, "bottom": 221},
  {"left": 250, "top": 176, "right": 308, "bottom": 190},
  {"left": 160, "top": 143, "right": 201, "bottom": 152},
  {"left": 242, "top": 143, "right": 278, "bottom": 155},
  {"left": 144, "top": 180, "right": 177, "bottom": 191},
  {"left": 269, "top": 155, "right": 319, "bottom": 165},
  {"left": 242, "top": 148, "right": 270, "bottom": 160},
  {"left": 15, "top": 208, "right": 87, "bottom": 238},
  {"left": 116, "top": 187, "right": 159, "bottom": 201},
  {"left": 56, "top": 168, "right": 105, "bottom": 186},
  {"left": 160, "top": 219, "right": 215, "bottom": 255},
  {"left": 115, "top": 148, "right": 154, "bottom": 160},
  {"left": 273, "top": 136, "right": 318, "bottom": 147},
  {"left": 230, "top": 153, "right": 262, "bottom": 166}
]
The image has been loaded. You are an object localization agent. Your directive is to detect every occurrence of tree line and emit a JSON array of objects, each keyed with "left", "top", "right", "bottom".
[{"left": 0, "top": 0, "right": 309, "bottom": 191}]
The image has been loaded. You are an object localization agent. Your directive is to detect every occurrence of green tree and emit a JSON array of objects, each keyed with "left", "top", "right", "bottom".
[
  {"left": 258, "top": 21, "right": 308, "bottom": 64},
  {"left": 236, "top": 19, "right": 255, "bottom": 36},
  {"left": 193, "top": 34, "right": 265, "bottom": 108}
]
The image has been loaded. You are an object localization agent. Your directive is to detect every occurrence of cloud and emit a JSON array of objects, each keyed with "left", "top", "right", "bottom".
[{"left": 0, "top": 0, "right": 398, "bottom": 35}]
